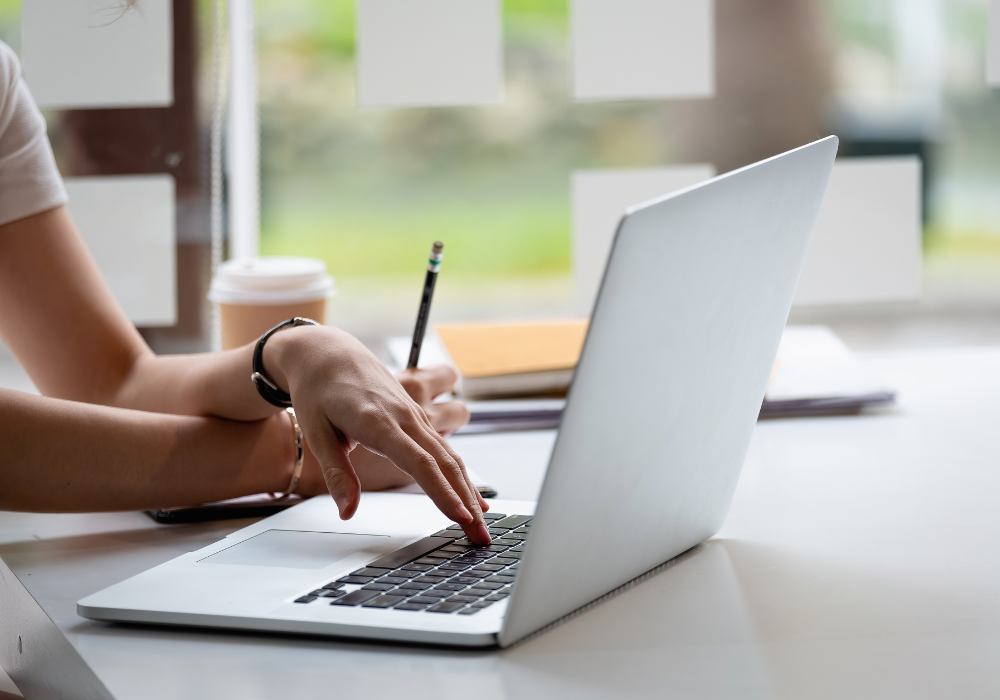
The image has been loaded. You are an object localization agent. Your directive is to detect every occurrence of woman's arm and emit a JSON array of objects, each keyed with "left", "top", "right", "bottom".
[
  {"left": 0, "top": 388, "right": 293, "bottom": 512},
  {"left": 0, "top": 207, "right": 488, "bottom": 541},
  {"left": 0, "top": 206, "right": 265, "bottom": 418}
]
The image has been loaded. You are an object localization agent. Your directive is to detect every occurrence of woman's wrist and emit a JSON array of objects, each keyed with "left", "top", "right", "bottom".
[
  {"left": 261, "top": 324, "right": 359, "bottom": 397},
  {"left": 260, "top": 323, "right": 327, "bottom": 396}
]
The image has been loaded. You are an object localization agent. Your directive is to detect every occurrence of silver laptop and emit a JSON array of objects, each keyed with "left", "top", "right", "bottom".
[{"left": 78, "top": 137, "right": 838, "bottom": 648}]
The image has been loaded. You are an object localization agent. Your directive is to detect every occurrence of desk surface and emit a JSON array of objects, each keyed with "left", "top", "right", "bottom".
[{"left": 2, "top": 346, "right": 1000, "bottom": 699}]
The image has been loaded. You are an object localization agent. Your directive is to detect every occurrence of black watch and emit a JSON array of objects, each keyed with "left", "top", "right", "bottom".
[{"left": 251, "top": 317, "right": 319, "bottom": 408}]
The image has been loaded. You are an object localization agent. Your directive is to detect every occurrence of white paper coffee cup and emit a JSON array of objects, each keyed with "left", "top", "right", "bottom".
[{"left": 208, "top": 257, "right": 335, "bottom": 349}]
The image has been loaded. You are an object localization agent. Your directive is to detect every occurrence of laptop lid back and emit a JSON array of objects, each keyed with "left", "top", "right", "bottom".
[{"left": 499, "top": 137, "right": 839, "bottom": 646}]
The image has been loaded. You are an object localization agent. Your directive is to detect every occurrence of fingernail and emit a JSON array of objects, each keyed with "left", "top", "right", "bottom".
[
  {"left": 334, "top": 494, "right": 350, "bottom": 517},
  {"left": 456, "top": 505, "right": 474, "bottom": 524}
]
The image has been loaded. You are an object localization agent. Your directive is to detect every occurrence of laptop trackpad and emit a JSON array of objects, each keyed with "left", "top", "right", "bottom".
[{"left": 199, "top": 530, "right": 389, "bottom": 570}]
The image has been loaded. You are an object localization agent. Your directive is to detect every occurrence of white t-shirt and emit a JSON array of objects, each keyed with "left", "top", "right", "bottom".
[{"left": 0, "top": 40, "right": 67, "bottom": 227}]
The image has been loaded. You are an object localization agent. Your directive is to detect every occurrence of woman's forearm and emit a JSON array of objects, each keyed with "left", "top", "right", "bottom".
[
  {"left": 0, "top": 208, "right": 277, "bottom": 422},
  {"left": 0, "top": 388, "right": 293, "bottom": 512},
  {"left": 113, "top": 347, "right": 278, "bottom": 421}
]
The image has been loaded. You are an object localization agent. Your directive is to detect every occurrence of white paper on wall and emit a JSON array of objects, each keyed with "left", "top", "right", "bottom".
[
  {"left": 65, "top": 175, "right": 177, "bottom": 326},
  {"left": 21, "top": 0, "right": 173, "bottom": 109},
  {"left": 794, "top": 156, "right": 922, "bottom": 307},
  {"left": 356, "top": 0, "right": 502, "bottom": 108},
  {"left": 573, "top": 164, "right": 716, "bottom": 314},
  {"left": 572, "top": 0, "right": 714, "bottom": 102},
  {"left": 989, "top": 0, "right": 1000, "bottom": 86}
]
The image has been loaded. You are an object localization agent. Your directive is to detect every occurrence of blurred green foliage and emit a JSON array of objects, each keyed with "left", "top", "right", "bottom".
[{"left": 261, "top": 200, "right": 569, "bottom": 279}]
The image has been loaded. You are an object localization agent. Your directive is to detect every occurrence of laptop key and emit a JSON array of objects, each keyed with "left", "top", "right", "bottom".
[
  {"left": 434, "top": 583, "right": 466, "bottom": 592},
  {"left": 485, "top": 593, "right": 509, "bottom": 601},
  {"left": 503, "top": 533, "right": 527, "bottom": 541},
  {"left": 487, "top": 527, "right": 511, "bottom": 536},
  {"left": 367, "top": 537, "right": 454, "bottom": 570},
  {"left": 427, "top": 602, "right": 466, "bottom": 613},
  {"left": 377, "top": 576, "right": 408, "bottom": 585},
  {"left": 415, "top": 557, "right": 446, "bottom": 566},
  {"left": 406, "top": 596, "right": 440, "bottom": 605},
  {"left": 491, "top": 515, "right": 532, "bottom": 529},
  {"left": 294, "top": 596, "right": 318, "bottom": 604},
  {"left": 458, "top": 607, "right": 483, "bottom": 615},
  {"left": 386, "top": 569, "right": 419, "bottom": 578},
  {"left": 432, "top": 530, "right": 461, "bottom": 539},
  {"left": 444, "top": 595, "right": 479, "bottom": 604},
  {"left": 338, "top": 576, "right": 375, "bottom": 585},
  {"left": 361, "top": 583, "right": 396, "bottom": 592},
  {"left": 352, "top": 567, "right": 392, "bottom": 578},
  {"left": 483, "top": 513, "right": 508, "bottom": 521},
  {"left": 321, "top": 589, "right": 346, "bottom": 598},
  {"left": 453, "top": 567, "right": 488, "bottom": 577},
  {"left": 330, "top": 590, "right": 380, "bottom": 606},
  {"left": 469, "top": 581, "right": 504, "bottom": 591},
  {"left": 362, "top": 595, "right": 409, "bottom": 609},
  {"left": 322, "top": 581, "right": 346, "bottom": 590},
  {"left": 468, "top": 569, "right": 500, "bottom": 578},
  {"left": 471, "top": 563, "right": 504, "bottom": 572},
  {"left": 484, "top": 545, "right": 511, "bottom": 553},
  {"left": 400, "top": 563, "right": 434, "bottom": 572},
  {"left": 414, "top": 576, "right": 448, "bottom": 584},
  {"left": 452, "top": 557, "right": 482, "bottom": 565},
  {"left": 421, "top": 589, "right": 451, "bottom": 598},
  {"left": 448, "top": 576, "right": 480, "bottom": 585},
  {"left": 490, "top": 557, "right": 518, "bottom": 566},
  {"left": 309, "top": 589, "right": 328, "bottom": 596},
  {"left": 492, "top": 539, "right": 520, "bottom": 547},
  {"left": 399, "top": 581, "right": 432, "bottom": 591},
  {"left": 462, "top": 589, "right": 491, "bottom": 599},
  {"left": 487, "top": 575, "right": 515, "bottom": 584},
  {"left": 438, "top": 562, "right": 470, "bottom": 571},
  {"left": 394, "top": 603, "right": 427, "bottom": 611}
]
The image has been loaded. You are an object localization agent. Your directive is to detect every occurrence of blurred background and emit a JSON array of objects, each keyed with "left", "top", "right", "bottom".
[{"left": 1, "top": 0, "right": 999, "bottom": 354}]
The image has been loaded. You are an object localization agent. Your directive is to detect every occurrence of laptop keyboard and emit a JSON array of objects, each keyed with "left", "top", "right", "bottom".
[{"left": 292, "top": 513, "right": 529, "bottom": 616}]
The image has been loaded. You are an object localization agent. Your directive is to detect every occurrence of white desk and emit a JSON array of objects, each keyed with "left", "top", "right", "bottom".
[{"left": 2, "top": 346, "right": 1000, "bottom": 699}]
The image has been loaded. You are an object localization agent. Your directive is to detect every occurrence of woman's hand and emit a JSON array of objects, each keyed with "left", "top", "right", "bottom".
[
  {"left": 265, "top": 325, "right": 490, "bottom": 544},
  {"left": 295, "top": 364, "right": 471, "bottom": 492}
]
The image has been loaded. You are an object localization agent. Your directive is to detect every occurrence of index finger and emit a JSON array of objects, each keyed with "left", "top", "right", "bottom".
[{"left": 376, "top": 424, "right": 491, "bottom": 545}]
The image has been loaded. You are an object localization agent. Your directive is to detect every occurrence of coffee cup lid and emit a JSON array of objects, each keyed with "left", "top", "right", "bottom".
[{"left": 208, "top": 257, "right": 336, "bottom": 305}]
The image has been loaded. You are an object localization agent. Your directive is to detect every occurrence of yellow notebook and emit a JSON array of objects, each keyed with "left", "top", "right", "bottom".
[{"left": 435, "top": 320, "right": 589, "bottom": 399}]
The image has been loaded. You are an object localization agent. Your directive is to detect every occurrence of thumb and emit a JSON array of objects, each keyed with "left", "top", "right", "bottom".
[{"left": 310, "top": 422, "right": 362, "bottom": 519}]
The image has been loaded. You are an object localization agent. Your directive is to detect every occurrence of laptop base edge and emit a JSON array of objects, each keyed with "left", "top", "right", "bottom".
[{"left": 76, "top": 603, "right": 500, "bottom": 648}]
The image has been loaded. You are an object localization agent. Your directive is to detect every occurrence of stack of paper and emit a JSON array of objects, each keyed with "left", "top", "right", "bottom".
[
  {"left": 389, "top": 325, "right": 895, "bottom": 434},
  {"left": 460, "top": 399, "right": 566, "bottom": 434},
  {"left": 390, "top": 321, "right": 589, "bottom": 399},
  {"left": 760, "top": 326, "right": 895, "bottom": 418}
]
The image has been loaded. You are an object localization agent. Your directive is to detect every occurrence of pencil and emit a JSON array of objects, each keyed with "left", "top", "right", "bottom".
[{"left": 407, "top": 242, "right": 444, "bottom": 369}]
